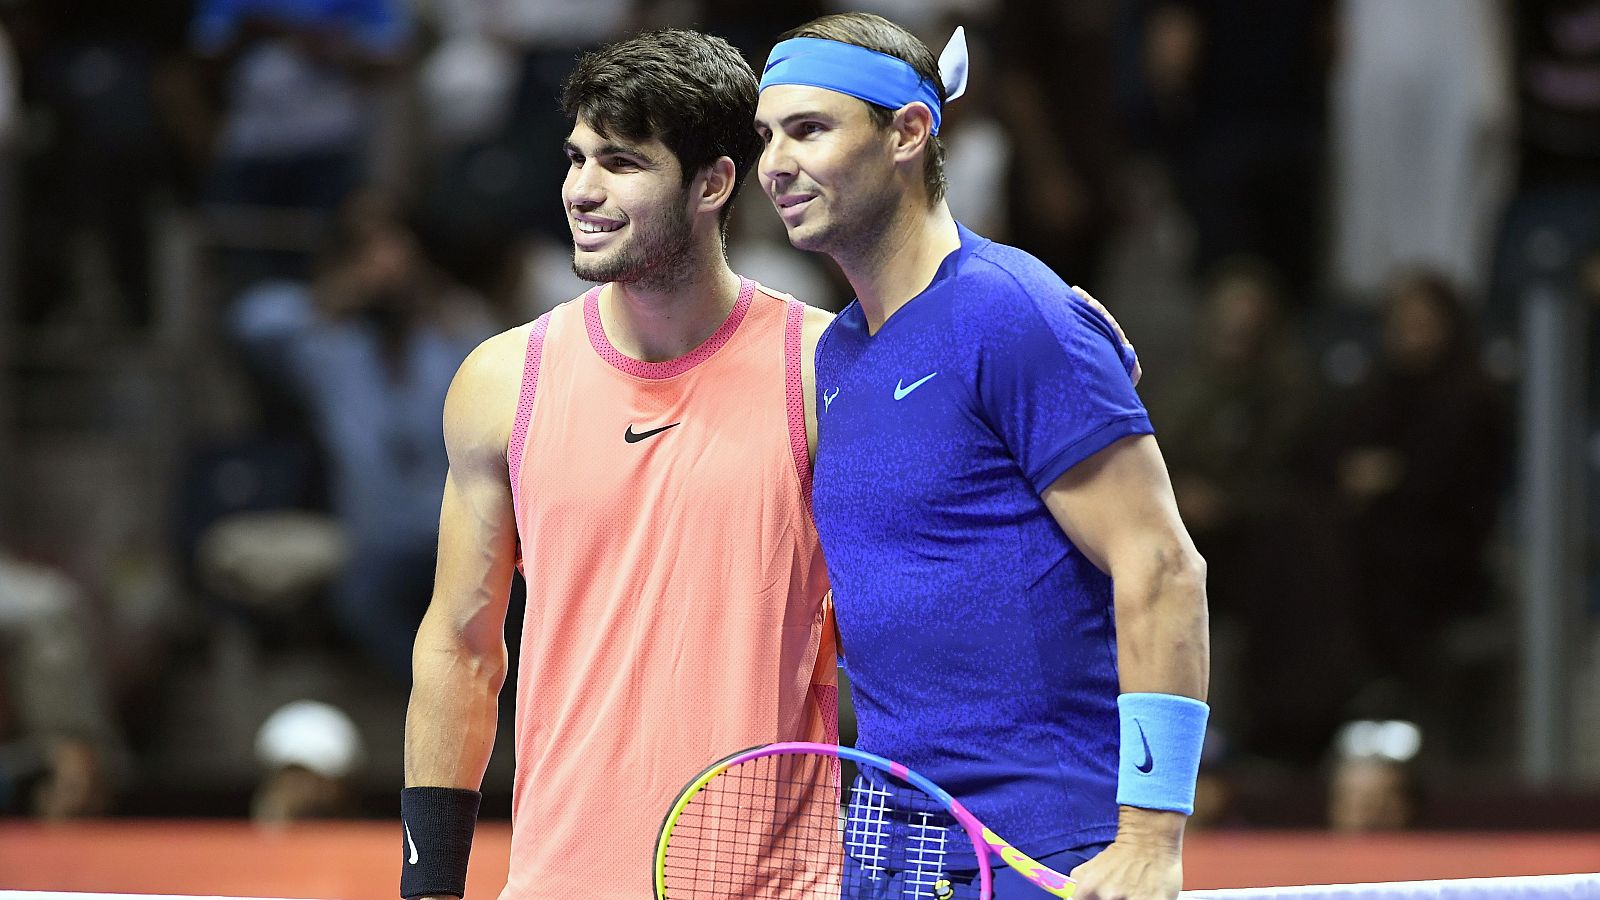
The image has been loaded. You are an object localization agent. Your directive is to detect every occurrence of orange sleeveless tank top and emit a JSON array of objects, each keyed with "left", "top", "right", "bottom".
[{"left": 499, "top": 278, "right": 836, "bottom": 899}]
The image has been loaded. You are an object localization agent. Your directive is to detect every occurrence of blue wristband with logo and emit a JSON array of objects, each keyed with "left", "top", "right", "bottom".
[{"left": 1115, "top": 692, "right": 1209, "bottom": 815}]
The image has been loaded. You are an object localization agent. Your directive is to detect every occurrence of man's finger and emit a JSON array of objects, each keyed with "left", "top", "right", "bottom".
[{"left": 1072, "top": 285, "right": 1142, "bottom": 386}]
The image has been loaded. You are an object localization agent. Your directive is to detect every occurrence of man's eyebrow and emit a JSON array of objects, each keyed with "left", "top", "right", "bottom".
[
  {"left": 563, "top": 140, "right": 657, "bottom": 165},
  {"left": 599, "top": 142, "right": 656, "bottom": 163},
  {"left": 755, "top": 110, "right": 834, "bottom": 130}
]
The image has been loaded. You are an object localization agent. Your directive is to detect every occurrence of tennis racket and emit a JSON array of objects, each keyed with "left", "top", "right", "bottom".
[{"left": 654, "top": 741, "right": 1078, "bottom": 900}]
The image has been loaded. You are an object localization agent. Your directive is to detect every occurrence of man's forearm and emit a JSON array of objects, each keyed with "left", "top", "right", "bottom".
[
  {"left": 1111, "top": 545, "right": 1209, "bottom": 841},
  {"left": 1112, "top": 545, "right": 1209, "bottom": 700},
  {"left": 404, "top": 619, "right": 506, "bottom": 789}
]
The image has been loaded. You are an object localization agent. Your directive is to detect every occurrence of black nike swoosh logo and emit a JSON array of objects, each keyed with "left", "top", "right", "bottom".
[
  {"left": 1135, "top": 720, "right": 1155, "bottom": 774},
  {"left": 624, "top": 422, "right": 680, "bottom": 443}
]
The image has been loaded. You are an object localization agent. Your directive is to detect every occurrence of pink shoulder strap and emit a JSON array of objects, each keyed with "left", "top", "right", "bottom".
[
  {"left": 508, "top": 312, "right": 552, "bottom": 529},
  {"left": 783, "top": 297, "right": 811, "bottom": 501}
]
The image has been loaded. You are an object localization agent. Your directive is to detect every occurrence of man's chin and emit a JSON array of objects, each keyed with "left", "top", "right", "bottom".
[
  {"left": 572, "top": 249, "right": 630, "bottom": 284},
  {"left": 782, "top": 221, "right": 831, "bottom": 254}
]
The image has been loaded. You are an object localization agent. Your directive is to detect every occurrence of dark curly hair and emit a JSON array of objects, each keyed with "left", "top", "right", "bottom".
[{"left": 562, "top": 30, "right": 764, "bottom": 234}]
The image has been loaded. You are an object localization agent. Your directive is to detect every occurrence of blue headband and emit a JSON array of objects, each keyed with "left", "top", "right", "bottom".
[{"left": 761, "top": 37, "right": 949, "bottom": 134}]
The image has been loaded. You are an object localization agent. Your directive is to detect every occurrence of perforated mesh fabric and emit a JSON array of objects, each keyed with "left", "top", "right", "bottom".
[{"left": 501, "top": 285, "right": 832, "bottom": 900}]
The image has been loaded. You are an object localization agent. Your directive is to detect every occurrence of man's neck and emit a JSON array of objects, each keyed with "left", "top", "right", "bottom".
[
  {"left": 837, "top": 199, "right": 961, "bottom": 334},
  {"left": 600, "top": 249, "right": 742, "bottom": 363}
]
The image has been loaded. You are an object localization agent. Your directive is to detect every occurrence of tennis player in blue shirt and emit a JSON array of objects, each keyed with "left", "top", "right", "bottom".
[{"left": 755, "top": 13, "right": 1210, "bottom": 900}]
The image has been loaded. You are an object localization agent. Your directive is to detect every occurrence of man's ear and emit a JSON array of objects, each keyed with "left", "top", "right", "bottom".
[
  {"left": 890, "top": 102, "right": 935, "bottom": 165},
  {"left": 695, "top": 156, "right": 739, "bottom": 216}
]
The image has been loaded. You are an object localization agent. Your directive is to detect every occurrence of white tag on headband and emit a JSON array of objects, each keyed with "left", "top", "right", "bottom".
[{"left": 938, "top": 26, "right": 969, "bottom": 103}]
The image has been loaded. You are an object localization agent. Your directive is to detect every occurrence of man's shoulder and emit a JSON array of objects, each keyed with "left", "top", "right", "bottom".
[
  {"left": 748, "top": 281, "right": 837, "bottom": 351},
  {"left": 801, "top": 303, "right": 836, "bottom": 340},
  {"left": 949, "top": 242, "right": 1078, "bottom": 333},
  {"left": 459, "top": 323, "right": 534, "bottom": 390},
  {"left": 443, "top": 323, "right": 535, "bottom": 455},
  {"left": 959, "top": 238, "right": 1071, "bottom": 302}
]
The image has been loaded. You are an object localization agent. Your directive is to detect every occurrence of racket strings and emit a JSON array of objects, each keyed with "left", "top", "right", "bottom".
[
  {"left": 905, "top": 811, "right": 952, "bottom": 897},
  {"left": 660, "top": 752, "right": 966, "bottom": 899},
  {"left": 661, "top": 752, "right": 843, "bottom": 899},
  {"left": 845, "top": 778, "right": 893, "bottom": 880}
]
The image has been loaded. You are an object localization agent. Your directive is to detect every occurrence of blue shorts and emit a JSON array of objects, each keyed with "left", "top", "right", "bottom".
[{"left": 839, "top": 841, "right": 1111, "bottom": 899}]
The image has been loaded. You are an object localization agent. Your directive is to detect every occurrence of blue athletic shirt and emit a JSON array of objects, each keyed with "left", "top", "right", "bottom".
[{"left": 813, "top": 224, "right": 1150, "bottom": 864}]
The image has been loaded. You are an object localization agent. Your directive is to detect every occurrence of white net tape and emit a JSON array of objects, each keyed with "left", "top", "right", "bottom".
[{"left": 1184, "top": 873, "right": 1600, "bottom": 899}]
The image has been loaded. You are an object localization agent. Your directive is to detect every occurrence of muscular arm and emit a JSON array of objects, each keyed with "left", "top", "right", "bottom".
[
  {"left": 1043, "top": 434, "right": 1208, "bottom": 699},
  {"left": 404, "top": 328, "right": 525, "bottom": 789},
  {"left": 1042, "top": 433, "right": 1208, "bottom": 897}
]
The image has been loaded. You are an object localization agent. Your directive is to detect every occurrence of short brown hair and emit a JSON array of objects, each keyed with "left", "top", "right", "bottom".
[{"left": 778, "top": 13, "right": 948, "bottom": 204}]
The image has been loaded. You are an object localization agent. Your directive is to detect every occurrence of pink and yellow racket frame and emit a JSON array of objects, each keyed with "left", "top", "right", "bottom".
[{"left": 655, "top": 741, "right": 1078, "bottom": 899}]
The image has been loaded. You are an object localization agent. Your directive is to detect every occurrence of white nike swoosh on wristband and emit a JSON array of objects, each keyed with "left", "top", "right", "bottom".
[{"left": 405, "top": 822, "right": 419, "bottom": 865}]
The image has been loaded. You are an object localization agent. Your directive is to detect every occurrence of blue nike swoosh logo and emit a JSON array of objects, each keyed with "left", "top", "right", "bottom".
[
  {"left": 893, "top": 372, "right": 937, "bottom": 400},
  {"left": 1135, "top": 720, "right": 1154, "bottom": 774}
]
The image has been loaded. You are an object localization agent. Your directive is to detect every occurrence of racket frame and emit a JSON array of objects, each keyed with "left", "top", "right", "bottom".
[{"left": 654, "top": 741, "right": 1078, "bottom": 899}]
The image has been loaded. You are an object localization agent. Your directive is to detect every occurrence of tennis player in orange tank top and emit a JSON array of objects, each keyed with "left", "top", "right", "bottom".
[{"left": 401, "top": 30, "right": 838, "bottom": 900}]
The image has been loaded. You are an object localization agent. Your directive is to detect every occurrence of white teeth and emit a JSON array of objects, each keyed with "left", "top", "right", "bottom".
[{"left": 576, "top": 221, "right": 623, "bottom": 234}]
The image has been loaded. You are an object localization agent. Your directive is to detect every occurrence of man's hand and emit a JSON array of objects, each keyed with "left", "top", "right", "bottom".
[
  {"left": 1068, "top": 807, "right": 1184, "bottom": 900},
  {"left": 1072, "top": 285, "right": 1142, "bottom": 386}
]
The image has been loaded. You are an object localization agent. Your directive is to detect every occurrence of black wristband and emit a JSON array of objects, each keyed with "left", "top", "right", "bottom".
[{"left": 400, "top": 786, "right": 481, "bottom": 899}]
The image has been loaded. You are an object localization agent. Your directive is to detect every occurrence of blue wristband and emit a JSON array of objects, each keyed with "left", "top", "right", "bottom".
[{"left": 1115, "top": 692, "right": 1209, "bottom": 815}]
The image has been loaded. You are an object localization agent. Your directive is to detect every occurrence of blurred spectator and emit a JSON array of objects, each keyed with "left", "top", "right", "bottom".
[
  {"left": 1117, "top": 0, "right": 1332, "bottom": 296},
  {"left": 191, "top": 0, "right": 410, "bottom": 294},
  {"left": 1327, "top": 719, "right": 1422, "bottom": 833},
  {"left": 251, "top": 699, "right": 363, "bottom": 824},
  {"left": 677, "top": 0, "right": 826, "bottom": 64},
  {"left": 6, "top": 0, "right": 189, "bottom": 331},
  {"left": 1489, "top": 1, "right": 1600, "bottom": 331},
  {"left": 0, "top": 550, "right": 121, "bottom": 818},
  {"left": 1515, "top": 0, "right": 1600, "bottom": 190},
  {"left": 0, "top": 19, "right": 17, "bottom": 329},
  {"left": 230, "top": 194, "right": 496, "bottom": 678},
  {"left": 0, "top": 20, "right": 17, "bottom": 148},
  {"left": 417, "top": 0, "right": 630, "bottom": 305},
  {"left": 1329, "top": 0, "right": 1515, "bottom": 303},
  {"left": 1151, "top": 258, "right": 1357, "bottom": 763},
  {"left": 1153, "top": 259, "right": 1317, "bottom": 539},
  {"left": 196, "top": 509, "right": 348, "bottom": 619},
  {"left": 991, "top": 0, "right": 1121, "bottom": 284},
  {"left": 821, "top": 0, "right": 994, "bottom": 36},
  {"left": 1330, "top": 271, "right": 1512, "bottom": 722}
]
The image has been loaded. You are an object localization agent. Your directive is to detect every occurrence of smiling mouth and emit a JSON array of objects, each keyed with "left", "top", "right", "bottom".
[{"left": 575, "top": 220, "right": 624, "bottom": 234}]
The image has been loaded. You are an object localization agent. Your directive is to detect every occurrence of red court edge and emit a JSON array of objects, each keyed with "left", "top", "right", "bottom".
[{"left": 1, "top": 822, "right": 1598, "bottom": 898}]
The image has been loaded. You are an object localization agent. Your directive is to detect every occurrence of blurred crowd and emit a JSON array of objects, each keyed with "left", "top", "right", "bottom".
[{"left": 0, "top": 0, "right": 1597, "bottom": 829}]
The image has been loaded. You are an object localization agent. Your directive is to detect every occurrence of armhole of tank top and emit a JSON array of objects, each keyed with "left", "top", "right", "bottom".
[
  {"left": 783, "top": 297, "right": 811, "bottom": 506},
  {"left": 507, "top": 312, "right": 552, "bottom": 564}
]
